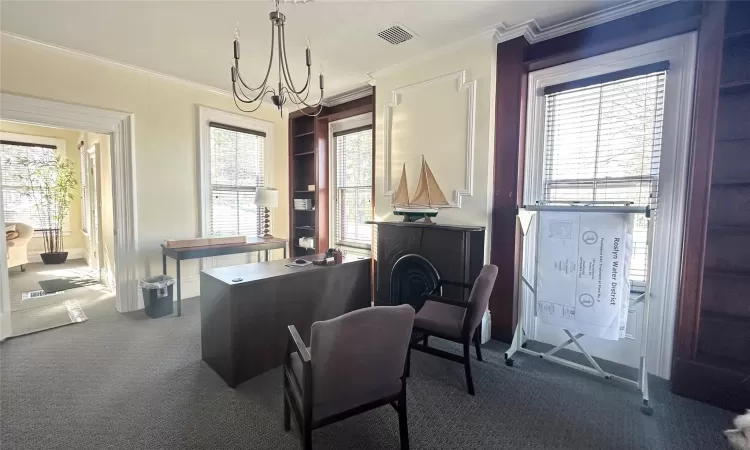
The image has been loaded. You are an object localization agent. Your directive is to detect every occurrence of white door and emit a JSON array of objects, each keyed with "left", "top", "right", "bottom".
[{"left": 86, "top": 145, "right": 103, "bottom": 280}]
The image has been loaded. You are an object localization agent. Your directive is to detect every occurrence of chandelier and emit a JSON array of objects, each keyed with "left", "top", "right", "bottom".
[{"left": 231, "top": 0, "right": 324, "bottom": 116}]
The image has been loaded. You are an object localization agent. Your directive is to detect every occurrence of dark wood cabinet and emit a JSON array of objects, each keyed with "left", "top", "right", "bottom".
[{"left": 672, "top": 0, "right": 750, "bottom": 411}]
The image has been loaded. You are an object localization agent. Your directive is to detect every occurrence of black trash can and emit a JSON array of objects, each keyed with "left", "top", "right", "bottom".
[{"left": 140, "top": 275, "right": 175, "bottom": 318}]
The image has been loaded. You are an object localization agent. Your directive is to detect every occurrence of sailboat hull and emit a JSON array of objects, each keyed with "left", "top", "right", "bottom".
[{"left": 393, "top": 207, "right": 439, "bottom": 223}]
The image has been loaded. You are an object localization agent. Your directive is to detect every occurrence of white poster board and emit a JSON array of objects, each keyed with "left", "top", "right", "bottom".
[{"left": 536, "top": 211, "right": 633, "bottom": 340}]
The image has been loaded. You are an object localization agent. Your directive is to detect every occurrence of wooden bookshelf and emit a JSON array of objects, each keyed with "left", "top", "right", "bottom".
[{"left": 287, "top": 94, "right": 375, "bottom": 258}]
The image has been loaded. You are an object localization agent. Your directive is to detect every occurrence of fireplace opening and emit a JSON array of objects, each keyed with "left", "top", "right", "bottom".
[{"left": 389, "top": 254, "right": 440, "bottom": 312}]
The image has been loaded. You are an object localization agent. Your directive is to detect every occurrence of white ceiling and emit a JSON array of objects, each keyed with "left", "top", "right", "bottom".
[{"left": 1, "top": 0, "right": 631, "bottom": 99}]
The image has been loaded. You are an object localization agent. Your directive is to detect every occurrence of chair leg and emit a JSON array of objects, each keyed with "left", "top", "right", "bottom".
[
  {"left": 398, "top": 390, "right": 410, "bottom": 450},
  {"left": 474, "top": 330, "right": 483, "bottom": 362},
  {"left": 283, "top": 393, "right": 291, "bottom": 432},
  {"left": 422, "top": 335, "right": 429, "bottom": 346},
  {"left": 405, "top": 347, "right": 411, "bottom": 378},
  {"left": 463, "top": 342, "right": 475, "bottom": 396},
  {"left": 20, "top": 265, "right": 25, "bottom": 273},
  {"left": 303, "top": 424, "right": 312, "bottom": 450}
]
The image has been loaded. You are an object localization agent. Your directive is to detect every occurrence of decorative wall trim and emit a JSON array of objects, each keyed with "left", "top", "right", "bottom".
[
  {"left": 494, "top": 0, "right": 677, "bottom": 44},
  {"left": 27, "top": 248, "right": 86, "bottom": 263},
  {"left": 382, "top": 71, "right": 476, "bottom": 208},
  {"left": 323, "top": 86, "right": 373, "bottom": 107},
  {"left": 0, "top": 93, "right": 139, "bottom": 320}
]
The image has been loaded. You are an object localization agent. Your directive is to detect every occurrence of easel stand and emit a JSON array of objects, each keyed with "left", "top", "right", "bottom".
[{"left": 504, "top": 202, "right": 654, "bottom": 416}]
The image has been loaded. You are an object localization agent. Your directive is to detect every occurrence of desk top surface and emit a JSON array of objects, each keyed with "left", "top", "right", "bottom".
[
  {"left": 162, "top": 237, "right": 287, "bottom": 254},
  {"left": 201, "top": 254, "right": 370, "bottom": 286}
]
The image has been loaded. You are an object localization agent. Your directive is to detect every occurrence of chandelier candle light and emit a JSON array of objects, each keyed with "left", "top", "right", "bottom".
[{"left": 231, "top": 0, "right": 324, "bottom": 116}]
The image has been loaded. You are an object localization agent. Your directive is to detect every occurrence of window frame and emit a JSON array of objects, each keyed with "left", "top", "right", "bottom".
[
  {"left": 328, "top": 113, "right": 373, "bottom": 254},
  {"left": 0, "top": 132, "right": 71, "bottom": 236},
  {"left": 521, "top": 34, "right": 698, "bottom": 377},
  {"left": 197, "top": 106, "right": 274, "bottom": 251}
]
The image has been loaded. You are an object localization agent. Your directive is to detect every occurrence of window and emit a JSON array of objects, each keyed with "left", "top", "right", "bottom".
[
  {"left": 334, "top": 125, "right": 372, "bottom": 249},
  {"left": 541, "top": 65, "right": 667, "bottom": 286},
  {"left": 208, "top": 122, "right": 266, "bottom": 237},
  {"left": 0, "top": 140, "right": 59, "bottom": 229},
  {"left": 80, "top": 143, "right": 89, "bottom": 234}
]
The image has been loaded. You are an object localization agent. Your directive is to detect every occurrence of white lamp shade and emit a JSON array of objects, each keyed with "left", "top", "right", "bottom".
[{"left": 255, "top": 187, "right": 279, "bottom": 208}]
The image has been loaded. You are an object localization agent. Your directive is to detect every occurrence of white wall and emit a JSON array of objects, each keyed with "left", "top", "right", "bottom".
[
  {"left": 373, "top": 37, "right": 496, "bottom": 260},
  {"left": 0, "top": 35, "right": 289, "bottom": 300}
]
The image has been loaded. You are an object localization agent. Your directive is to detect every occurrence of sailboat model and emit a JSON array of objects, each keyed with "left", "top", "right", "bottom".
[{"left": 392, "top": 155, "right": 450, "bottom": 223}]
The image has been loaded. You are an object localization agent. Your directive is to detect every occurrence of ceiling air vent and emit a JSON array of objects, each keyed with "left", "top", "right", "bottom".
[{"left": 377, "top": 24, "right": 416, "bottom": 45}]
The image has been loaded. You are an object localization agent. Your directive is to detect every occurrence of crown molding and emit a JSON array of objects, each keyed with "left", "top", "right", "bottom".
[
  {"left": 322, "top": 86, "right": 373, "bottom": 107},
  {"left": 493, "top": 0, "right": 677, "bottom": 44}
]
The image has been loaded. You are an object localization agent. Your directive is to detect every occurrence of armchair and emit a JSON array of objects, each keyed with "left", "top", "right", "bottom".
[
  {"left": 283, "top": 305, "right": 415, "bottom": 450},
  {"left": 5, "top": 222, "right": 33, "bottom": 271},
  {"left": 409, "top": 264, "right": 498, "bottom": 395}
]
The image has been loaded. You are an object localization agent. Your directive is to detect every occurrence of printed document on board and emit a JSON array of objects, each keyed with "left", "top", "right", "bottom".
[{"left": 535, "top": 211, "right": 633, "bottom": 340}]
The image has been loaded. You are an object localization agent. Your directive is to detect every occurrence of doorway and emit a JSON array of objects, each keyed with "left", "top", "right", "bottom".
[
  {"left": 0, "top": 93, "right": 138, "bottom": 340},
  {"left": 1, "top": 122, "right": 116, "bottom": 336}
]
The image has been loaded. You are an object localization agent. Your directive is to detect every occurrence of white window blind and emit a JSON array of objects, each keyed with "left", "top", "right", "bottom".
[
  {"left": 80, "top": 144, "right": 89, "bottom": 234},
  {"left": 542, "top": 64, "right": 667, "bottom": 285},
  {"left": 208, "top": 122, "right": 265, "bottom": 237},
  {"left": 334, "top": 126, "right": 372, "bottom": 248},
  {"left": 1, "top": 140, "right": 58, "bottom": 229}
]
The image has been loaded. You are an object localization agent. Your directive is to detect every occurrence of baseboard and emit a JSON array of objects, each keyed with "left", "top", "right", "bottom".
[{"left": 27, "top": 248, "right": 86, "bottom": 263}]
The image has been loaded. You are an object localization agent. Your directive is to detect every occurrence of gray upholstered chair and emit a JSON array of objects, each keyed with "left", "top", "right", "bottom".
[
  {"left": 283, "top": 304, "right": 415, "bottom": 450},
  {"left": 409, "top": 264, "right": 498, "bottom": 395}
]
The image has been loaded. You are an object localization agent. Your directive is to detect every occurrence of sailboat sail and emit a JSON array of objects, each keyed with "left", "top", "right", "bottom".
[
  {"left": 409, "top": 157, "right": 450, "bottom": 207},
  {"left": 392, "top": 165, "right": 410, "bottom": 206}
]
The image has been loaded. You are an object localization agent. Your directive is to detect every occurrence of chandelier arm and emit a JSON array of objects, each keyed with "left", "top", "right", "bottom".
[
  {"left": 235, "top": 21, "right": 276, "bottom": 92},
  {"left": 279, "top": 24, "right": 311, "bottom": 95},
  {"left": 234, "top": 77, "right": 272, "bottom": 104},
  {"left": 281, "top": 83, "right": 312, "bottom": 105},
  {"left": 286, "top": 84, "right": 324, "bottom": 108},
  {"left": 233, "top": 82, "right": 274, "bottom": 106},
  {"left": 233, "top": 86, "right": 275, "bottom": 113}
]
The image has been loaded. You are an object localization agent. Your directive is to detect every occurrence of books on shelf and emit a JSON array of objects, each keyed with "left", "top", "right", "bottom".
[{"left": 294, "top": 199, "right": 313, "bottom": 210}]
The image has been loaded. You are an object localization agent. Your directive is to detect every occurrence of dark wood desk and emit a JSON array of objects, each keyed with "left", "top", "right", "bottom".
[
  {"left": 199, "top": 254, "right": 371, "bottom": 387},
  {"left": 161, "top": 237, "right": 287, "bottom": 316}
]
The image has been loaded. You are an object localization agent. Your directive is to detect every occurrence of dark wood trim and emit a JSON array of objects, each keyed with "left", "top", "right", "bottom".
[
  {"left": 543, "top": 61, "right": 670, "bottom": 95},
  {"left": 489, "top": 37, "right": 528, "bottom": 342},
  {"left": 208, "top": 121, "right": 266, "bottom": 137},
  {"left": 524, "top": 0, "right": 702, "bottom": 72},
  {"left": 371, "top": 87, "right": 377, "bottom": 307},
  {"left": 332, "top": 124, "right": 372, "bottom": 137},
  {"left": 315, "top": 118, "right": 330, "bottom": 254},
  {"left": 0, "top": 140, "right": 57, "bottom": 149},
  {"left": 673, "top": 0, "right": 726, "bottom": 362}
]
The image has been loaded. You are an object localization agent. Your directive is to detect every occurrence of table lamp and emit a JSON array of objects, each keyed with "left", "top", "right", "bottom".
[{"left": 254, "top": 187, "right": 278, "bottom": 238}]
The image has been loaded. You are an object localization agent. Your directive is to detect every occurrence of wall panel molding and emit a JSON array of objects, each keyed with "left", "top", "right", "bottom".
[{"left": 382, "top": 71, "right": 476, "bottom": 208}]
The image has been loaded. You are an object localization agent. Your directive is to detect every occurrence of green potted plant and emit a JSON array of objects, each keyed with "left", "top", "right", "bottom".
[{"left": 5, "top": 152, "right": 77, "bottom": 264}]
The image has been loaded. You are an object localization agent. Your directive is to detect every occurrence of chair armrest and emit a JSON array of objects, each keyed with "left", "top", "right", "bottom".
[
  {"left": 287, "top": 325, "right": 311, "bottom": 363},
  {"left": 436, "top": 279, "right": 474, "bottom": 291},
  {"left": 421, "top": 294, "right": 471, "bottom": 309}
]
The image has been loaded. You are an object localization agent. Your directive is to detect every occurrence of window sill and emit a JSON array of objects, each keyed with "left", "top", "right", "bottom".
[
  {"left": 337, "top": 244, "right": 371, "bottom": 257},
  {"left": 32, "top": 230, "right": 71, "bottom": 239}
]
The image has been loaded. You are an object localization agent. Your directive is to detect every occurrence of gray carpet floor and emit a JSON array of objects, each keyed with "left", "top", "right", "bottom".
[
  {"left": 7, "top": 259, "right": 110, "bottom": 336},
  {"left": 0, "top": 297, "right": 735, "bottom": 449}
]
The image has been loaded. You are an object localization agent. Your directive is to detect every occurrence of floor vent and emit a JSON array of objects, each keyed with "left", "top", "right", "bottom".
[{"left": 377, "top": 24, "right": 416, "bottom": 45}]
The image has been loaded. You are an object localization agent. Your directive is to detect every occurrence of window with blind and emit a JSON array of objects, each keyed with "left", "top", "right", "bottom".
[
  {"left": 0, "top": 140, "right": 59, "bottom": 228},
  {"left": 334, "top": 126, "right": 372, "bottom": 248},
  {"left": 80, "top": 145, "right": 89, "bottom": 234},
  {"left": 542, "top": 64, "right": 667, "bottom": 286},
  {"left": 208, "top": 122, "right": 266, "bottom": 237}
]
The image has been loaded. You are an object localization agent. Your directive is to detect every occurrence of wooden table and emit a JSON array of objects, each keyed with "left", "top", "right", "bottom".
[
  {"left": 200, "top": 254, "right": 371, "bottom": 387},
  {"left": 161, "top": 237, "right": 287, "bottom": 316}
]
